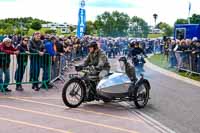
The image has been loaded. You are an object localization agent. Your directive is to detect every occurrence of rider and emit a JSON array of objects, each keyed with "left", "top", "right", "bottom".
[
  {"left": 129, "top": 42, "right": 147, "bottom": 72},
  {"left": 129, "top": 41, "right": 146, "bottom": 58},
  {"left": 81, "top": 41, "right": 111, "bottom": 79}
]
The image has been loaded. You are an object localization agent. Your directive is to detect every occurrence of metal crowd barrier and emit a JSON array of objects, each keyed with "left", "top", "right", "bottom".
[
  {"left": 50, "top": 55, "right": 65, "bottom": 84},
  {"left": 0, "top": 52, "right": 51, "bottom": 94},
  {"left": 50, "top": 52, "right": 85, "bottom": 85},
  {"left": 174, "top": 51, "right": 200, "bottom": 76}
]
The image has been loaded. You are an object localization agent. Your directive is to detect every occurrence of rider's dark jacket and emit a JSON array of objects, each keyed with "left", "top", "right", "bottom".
[{"left": 129, "top": 47, "right": 145, "bottom": 57}]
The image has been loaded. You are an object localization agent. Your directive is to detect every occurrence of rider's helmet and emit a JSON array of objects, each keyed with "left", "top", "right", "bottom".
[
  {"left": 130, "top": 40, "right": 135, "bottom": 48},
  {"left": 87, "top": 41, "right": 98, "bottom": 49}
]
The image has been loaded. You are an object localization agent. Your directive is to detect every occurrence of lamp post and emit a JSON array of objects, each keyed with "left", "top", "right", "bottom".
[{"left": 153, "top": 13, "right": 158, "bottom": 28}]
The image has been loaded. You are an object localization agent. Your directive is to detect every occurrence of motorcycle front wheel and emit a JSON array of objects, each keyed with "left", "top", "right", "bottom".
[
  {"left": 134, "top": 82, "right": 149, "bottom": 109},
  {"left": 62, "top": 78, "right": 86, "bottom": 108}
]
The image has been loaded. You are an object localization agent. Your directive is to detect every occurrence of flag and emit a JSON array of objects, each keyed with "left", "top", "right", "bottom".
[
  {"left": 189, "top": 1, "right": 191, "bottom": 14},
  {"left": 77, "top": 0, "right": 86, "bottom": 38},
  {"left": 77, "top": 8, "right": 86, "bottom": 38}
]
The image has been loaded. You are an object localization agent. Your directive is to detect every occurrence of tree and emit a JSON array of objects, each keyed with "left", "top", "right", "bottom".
[
  {"left": 175, "top": 14, "right": 200, "bottom": 24},
  {"left": 31, "top": 21, "right": 42, "bottom": 30},
  {"left": 128, "top": 16, "right": 149, "bottom": 37},
  {"left": 190, "top": 14, "right": 200, "bottom": 24},
  {"left": 153, "top": 13, "right": 158, "bottom": 27},
  {"left": 85, "top": 21, "right": 96, "bottom": 35},
  {"left": 175, "top": 19, "right": 188, "bottom": 24},
  {"left": 156, "top": 22, "right": 173, "bottom": 36},
  {"left": 4, "top": 26, "right": 14, "bottom": 35},
  {"left": 69, "top": 26, "right": 76, "bottom": 33},
  {"left": 95, "top": 11, "right": 130, "bottom": 37}
]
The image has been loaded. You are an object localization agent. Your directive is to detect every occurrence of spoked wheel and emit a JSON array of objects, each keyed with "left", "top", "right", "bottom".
[
  {"left": 62, "top": 78, "right": 86, "bottom": 108},
  {"left": 134, "top": 82, "right": 149, "bottom": 109}
]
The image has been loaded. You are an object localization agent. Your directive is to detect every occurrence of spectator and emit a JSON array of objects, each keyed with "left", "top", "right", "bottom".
[
  {"left": 40, "top": 35, "right": 57, "bottom": 89},
  {"left": 29, "top": 32, "right": 45, "bottom": 91},
  {"left": 0, "top": 38, "right": 19, "bottom": 92},
  {"left": 193, "top": 40, "right": 200, "bottom": 73},
  {"left": 15, "top": 36, "right": 29, "bottom": 91},
  {"left": 168, "top": 39, "right": 176, "bottom": 68},
  {"left": 175, "top": 40, "right": 187, "bottom": 71}
]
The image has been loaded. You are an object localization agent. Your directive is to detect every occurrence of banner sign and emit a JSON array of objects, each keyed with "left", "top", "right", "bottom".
[{"left": 77, "top": 0, "right": 86, "bottom": 38}]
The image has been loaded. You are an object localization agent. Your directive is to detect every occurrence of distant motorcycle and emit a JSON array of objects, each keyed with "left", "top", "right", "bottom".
[{"left": 62, "top": 65, "right": 151, "bottom": 109}]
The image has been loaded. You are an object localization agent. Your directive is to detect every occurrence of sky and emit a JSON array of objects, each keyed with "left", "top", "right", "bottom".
[{"left": 0, "top": 0, "right": 199, "bottom": 26}]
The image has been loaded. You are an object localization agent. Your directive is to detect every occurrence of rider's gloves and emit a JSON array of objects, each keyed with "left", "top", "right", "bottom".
[{"left": 94, "top": 66, "right": 102, "bottom": 71}]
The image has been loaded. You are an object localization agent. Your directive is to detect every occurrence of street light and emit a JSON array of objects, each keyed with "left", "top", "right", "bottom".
[{"left": 153, "top": 13, "right": 158, "bottom": 28}]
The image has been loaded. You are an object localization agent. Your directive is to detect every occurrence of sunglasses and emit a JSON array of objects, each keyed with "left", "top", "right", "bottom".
[{"left": 23, "top": 40, "right": 29, "bottom": 42}]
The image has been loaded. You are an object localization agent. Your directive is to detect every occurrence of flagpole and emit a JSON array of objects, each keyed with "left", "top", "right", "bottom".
[{"left": 188, "top": 1, "right": 191, "bottom": 24}]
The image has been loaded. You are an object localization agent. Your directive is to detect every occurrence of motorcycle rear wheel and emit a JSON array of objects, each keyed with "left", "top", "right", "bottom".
[
  {"left": 62, "top": 78, "right": 86, "bottom": 108},
  {"left": 134, "top": 82, "right": 149, "bottom": 109}
]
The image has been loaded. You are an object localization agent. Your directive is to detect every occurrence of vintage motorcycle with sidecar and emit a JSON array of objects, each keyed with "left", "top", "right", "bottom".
[{"left": 62, "top": 63, "right": 151, "bottom": 109}]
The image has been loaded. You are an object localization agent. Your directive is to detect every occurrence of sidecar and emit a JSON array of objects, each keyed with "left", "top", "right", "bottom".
[
  {"left": 62, "top": 67, "right": 151, "bottom": 108},
  {"left": 96, "top": 72, "right": 132, "bottom": 99}
]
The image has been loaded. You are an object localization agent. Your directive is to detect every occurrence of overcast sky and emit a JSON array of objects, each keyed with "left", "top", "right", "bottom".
[{"left": 0, "top": 0, "right": 199, "bottom": 26}]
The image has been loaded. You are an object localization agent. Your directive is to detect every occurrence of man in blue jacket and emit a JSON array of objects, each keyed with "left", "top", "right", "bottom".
[{"left": 40, "top": 35, "right": 57, "bottom": 89}]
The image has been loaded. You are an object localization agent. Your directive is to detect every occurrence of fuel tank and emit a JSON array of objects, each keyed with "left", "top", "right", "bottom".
[{"left": 96, "top": 72, "right": 132, "bottom": 99}]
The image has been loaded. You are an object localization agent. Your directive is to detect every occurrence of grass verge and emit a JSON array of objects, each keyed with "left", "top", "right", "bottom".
[{"left": 148, "top": 54, "right": 200, "bottom": 81}]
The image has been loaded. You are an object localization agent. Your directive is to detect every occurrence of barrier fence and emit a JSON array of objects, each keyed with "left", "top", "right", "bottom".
[
  {"left": 50, "top": 55, "right": 65, "bottom": 84},
  {"left": 0, "top": 53, "right": 51, "bottom": 94},
  {"left": 0, "top": 51, "right": 84, "bottom": 94},
  {"left": 170, "top": 51, "right": 200, "bottom": 76}
]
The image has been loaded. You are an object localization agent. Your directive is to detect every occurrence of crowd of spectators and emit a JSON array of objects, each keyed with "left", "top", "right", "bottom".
[{"left": 0, "top": 33, "right": 200, "bottom": 93}]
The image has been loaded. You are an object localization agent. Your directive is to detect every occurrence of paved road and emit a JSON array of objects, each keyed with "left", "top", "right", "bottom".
[
  {"left": 0, "top": 59, "right": 160, "bottom": 133},
  {"left": 0, "top": 58, "right": 200, "bottom": 133},
  {"left": 139, "top": 64, "right": 200, "bottom": 133}
]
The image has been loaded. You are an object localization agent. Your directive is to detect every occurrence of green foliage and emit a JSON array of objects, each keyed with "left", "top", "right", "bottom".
[
  {"left": 175, "top": 19, "right": 188, "bottom": 24},
  {"left": 69, "top": 26, "right": 76, "bottom": 33},
  {"left": 31, "top": 21, "right": 42, "bottom": 30},
  {"left": 156, "top": 22, "right": 173, "bottom": 36},
  {"left": 0, "top": 17, "right": 49, "bottom": 35},
  {"left": 148, "top": 33, "right": 163, "bottom": 38},
  {"left": 190, "top": 14, "right": 200, "bottom": 24},
  {"left": 129, "top": 16, "right": 149, "bottom": 37},
  {"left": 175, "top": 14, "right": 200, "bottom": 24},
  {"left": 148, "top": 54, "right": 200, "bottom": 81},
  {"left": 85, "top": 21, "right": 96, "bottom": 35},
  {"left": 44, "top": 29, "right": 56, "bottom": 34},
  {"left": 94, "top": 11, "right": 130, "bottom": 37},
  {"left": 27, "top": 29, "right": 37, "bottom": 36}
]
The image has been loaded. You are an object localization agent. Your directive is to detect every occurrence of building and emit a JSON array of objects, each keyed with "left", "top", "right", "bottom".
[
  {"left": 42, "top": 22, "right": 70, "bottom": 34},
  {"left": 149, "top": 26, "right": 163, "bottom": 34},
  {"left": 174, "top": 24, "right": 200, "bottom": 40}
]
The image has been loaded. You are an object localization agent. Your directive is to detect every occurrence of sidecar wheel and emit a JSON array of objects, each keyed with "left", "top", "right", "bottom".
[
  {"left": 62, "top": 78, "right": 86, "bottom": 108},
  {"left": 134, "top": 82, "right": 149, "bottom": 109}
]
